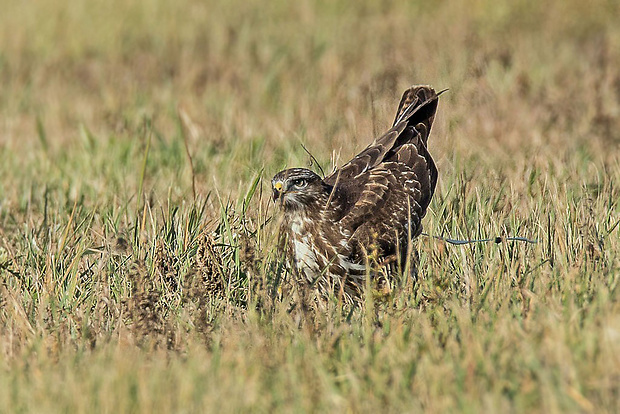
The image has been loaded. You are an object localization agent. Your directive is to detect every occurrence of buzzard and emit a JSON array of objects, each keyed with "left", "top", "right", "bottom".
[{"left": 272, "top": 85, "right": 441, "bottom": 301}]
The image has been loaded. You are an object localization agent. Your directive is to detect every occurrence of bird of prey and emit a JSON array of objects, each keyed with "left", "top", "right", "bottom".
[{"left": 272, "top": 85, "right": 441, "bottom": 301}]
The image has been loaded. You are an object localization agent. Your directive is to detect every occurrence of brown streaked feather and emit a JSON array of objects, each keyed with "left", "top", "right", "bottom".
[
  {"left": 272, "top": 85, "right": 442, "bottom": 302},
  {"left": 338, "top": 168, "right": 393, "bottom": 232},
  {"left": 393, "top": 86, "right": 423, "bottom": 126},
  {"left": 393, "top": 86, "right": 439, "bottom": 137},
  {"left": 325, "top": 86, "right": 439, "bottom": 186},
  {"left": 330, "top": 86, "right": 438, "bottom": 227},
  {"left": 324, "top": 128, "right": 404, "bottom": 184},
  {"left": 346, "top": 152, "right": 428, "bottom": 246}
]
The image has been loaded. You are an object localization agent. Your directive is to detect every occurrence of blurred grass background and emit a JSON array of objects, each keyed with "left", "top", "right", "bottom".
[{"left": 0, "top": 0, "right": 619, "bottom": 412}]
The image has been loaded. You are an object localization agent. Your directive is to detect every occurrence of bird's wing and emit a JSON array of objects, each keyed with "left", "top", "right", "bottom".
[
  {"left": 326, "top": 86, "right": 440, "bottom": 241},
  {"left": 324, "top": 85, "right": 439, "bottom": 186}
]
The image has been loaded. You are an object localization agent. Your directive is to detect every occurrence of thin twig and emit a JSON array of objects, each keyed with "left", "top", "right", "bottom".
[
  {"left": 421, "top": 233, "right": 538, "bottom": 245},
  {"left": 301, "top": 143, "right": 325, "bottom": 178}
]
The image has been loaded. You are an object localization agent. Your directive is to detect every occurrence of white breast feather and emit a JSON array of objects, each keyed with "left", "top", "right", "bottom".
[{"left": 290, "top": 216, "right": 320, "bottom": 278}]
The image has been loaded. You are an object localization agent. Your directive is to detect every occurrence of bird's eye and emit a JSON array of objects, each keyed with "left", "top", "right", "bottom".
[{"left": 295, "top": 179, "right": 308, "bottom": 188}]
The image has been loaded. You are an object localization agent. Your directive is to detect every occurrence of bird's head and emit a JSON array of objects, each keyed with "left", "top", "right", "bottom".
[{"left": 271, "top": 168, "right": 328, "bottom": 212}]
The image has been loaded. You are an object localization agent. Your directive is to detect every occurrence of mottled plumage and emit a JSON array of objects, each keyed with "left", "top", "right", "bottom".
[{"left": 272, "top": 85, "right": 441, "bottom": 301}]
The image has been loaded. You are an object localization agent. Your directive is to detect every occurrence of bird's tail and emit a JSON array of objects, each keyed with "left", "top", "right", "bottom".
[{"left": 392, "top": 86, "right": 444, "bottom": 146}]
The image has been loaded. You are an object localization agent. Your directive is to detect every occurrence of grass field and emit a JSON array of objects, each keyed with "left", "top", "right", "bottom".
[{"left": 1, "top": 0, "right": 619, "bottom": 412}]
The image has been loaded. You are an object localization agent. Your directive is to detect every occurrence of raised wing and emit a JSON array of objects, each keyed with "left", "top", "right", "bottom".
[
  {"left": 326, "top": 85, "right": 440, "bottom": 244},
  {"left": 324, "top": 86, "right": 440, "bottom": 186}
]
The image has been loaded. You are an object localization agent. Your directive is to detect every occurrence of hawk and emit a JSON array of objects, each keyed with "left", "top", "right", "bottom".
[{"left": 272, "top": 85, "right": 441, "bottom": 301}]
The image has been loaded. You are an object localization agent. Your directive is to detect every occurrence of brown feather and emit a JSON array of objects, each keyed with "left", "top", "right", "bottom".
[{"left": 272, "top": 85, "right": 442, "bottom": 302}]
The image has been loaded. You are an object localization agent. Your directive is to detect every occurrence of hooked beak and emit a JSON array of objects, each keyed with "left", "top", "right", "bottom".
[{"left": 272, "top": 181, "right": 284, "bottom": 202}]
